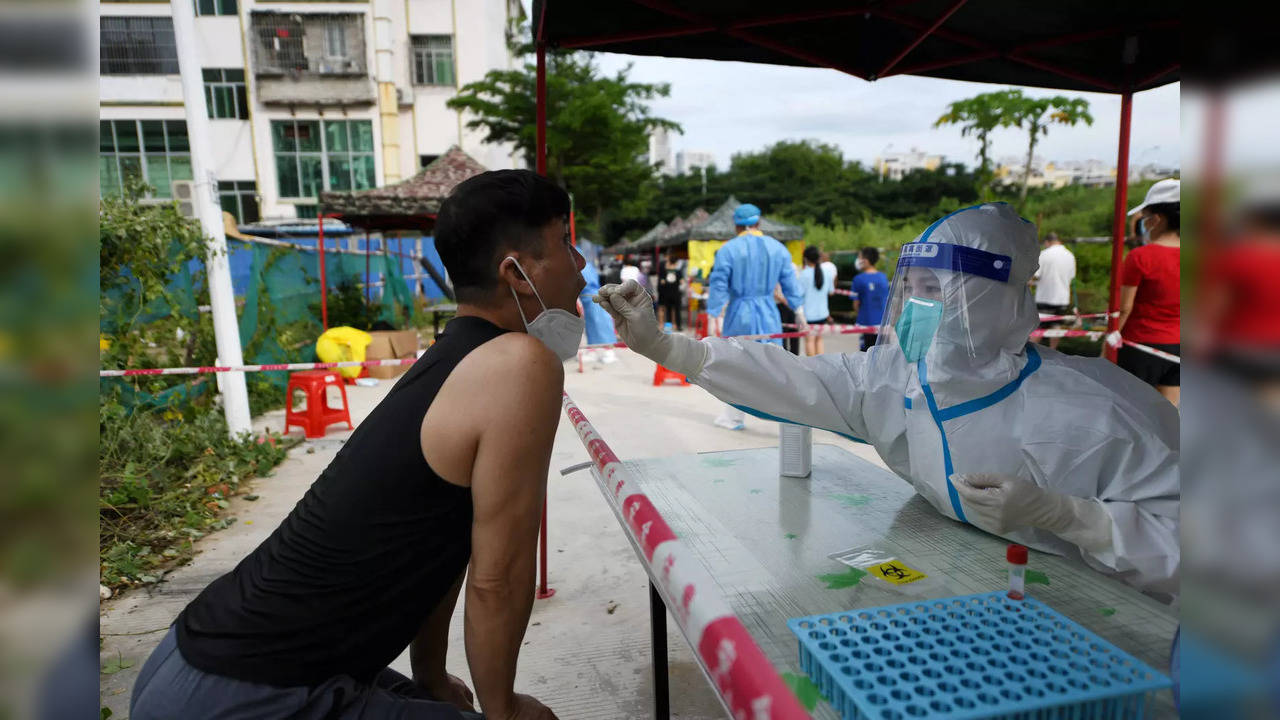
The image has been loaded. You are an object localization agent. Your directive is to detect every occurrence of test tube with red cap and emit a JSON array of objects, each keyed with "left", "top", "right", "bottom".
[{"left": 1007, "top": 544, "right": 1028, "bottom": 600}]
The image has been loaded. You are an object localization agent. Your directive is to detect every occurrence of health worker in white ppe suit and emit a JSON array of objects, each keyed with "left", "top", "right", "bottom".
[{"left": 596, "top": 203, "right": 1178, "bottom": 598}]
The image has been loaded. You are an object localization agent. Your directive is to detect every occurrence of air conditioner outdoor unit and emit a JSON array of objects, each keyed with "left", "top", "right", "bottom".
[{"left": 171, "top": 180, "right": 197, "bottom": 219}]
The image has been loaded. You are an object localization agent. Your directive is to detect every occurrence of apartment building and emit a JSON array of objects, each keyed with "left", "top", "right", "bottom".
[
  {"left": 99, "top": 0, "right": 522, "bottom": 222},
  {"left": 874, "top": 147, "right": 944, "bottom": 181}
]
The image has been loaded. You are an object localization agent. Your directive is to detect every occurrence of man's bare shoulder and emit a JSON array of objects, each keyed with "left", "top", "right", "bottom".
[{"left": 449, "top": 333, "right": 564, "bottom": 420}]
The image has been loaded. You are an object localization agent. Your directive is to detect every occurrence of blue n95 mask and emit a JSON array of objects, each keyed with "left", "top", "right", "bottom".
[{"left": 895, "top": 296, "right": 943, "bottom": 362}]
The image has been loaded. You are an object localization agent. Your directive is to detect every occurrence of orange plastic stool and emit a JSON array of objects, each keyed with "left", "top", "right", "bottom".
[
  {"left": 653, "top": 364, "right": 689, "bottom": 386},
  {"left": 285, "top": 370, "right": 354, "bottom": 438}
]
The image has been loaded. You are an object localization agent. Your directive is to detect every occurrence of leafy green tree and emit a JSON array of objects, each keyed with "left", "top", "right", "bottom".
[
  {"left": 446, "top": 40, "right": 679, "bottom": 236},
  {"left": 934, "top": 89, "right": 1022, "bottom": 194},
  {"left": 1004, "top": 92, "right": 1093, "bottom": 200}
]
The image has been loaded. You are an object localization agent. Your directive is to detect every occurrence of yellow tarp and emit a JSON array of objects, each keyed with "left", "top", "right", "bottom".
[
  {"left": 315, "top": 326, "right": 374, "bottom": 380},
  {"left": 686, "top": 239, "right": 806, "bottom": 281}
]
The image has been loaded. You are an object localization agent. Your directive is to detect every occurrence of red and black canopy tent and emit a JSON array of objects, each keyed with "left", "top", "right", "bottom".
[{"left": 530, "top": 0, "right": 1180, "bottom": 355}]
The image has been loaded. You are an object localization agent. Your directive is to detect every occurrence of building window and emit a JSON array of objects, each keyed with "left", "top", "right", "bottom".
[
  {"left": 100, "top": 17, "right": 179, "bottom": 74},
  {"left": 99, "top": 119, "right": 191, "bottom": 198},
  {"left": 418, "top": 154, "right": 439, "bottom": 170},
  {"left": 410, "top": 36, "right": 454, "bottom": 86},
  {"left": 219, "top": 180, "right": 259, "bottom": 223},
  {"left": 271, "top": 119, "right": 375, "bottom": 199},
  {"left": 324, "top": 24, "right": 348, "bottom": 58},
  {"left": 251, "top": 13, "right": 365, "bottom": 76},
  {"left": 195, "top": 0, "right": 237, "bottom": 16},
  {"left": 203, "top": 69, "right": 248, "bottom": 120},
  {"left": 294, "top": 204, "right": 319, "bottom": 219}
]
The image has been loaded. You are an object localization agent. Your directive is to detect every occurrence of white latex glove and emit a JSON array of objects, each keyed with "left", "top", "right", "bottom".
[
  {"left": 1105, "top": 330, "right": 1123, "bottom": 348},
  {"left": 594, "top": 280, "right": 707, "bottom": 376},
  {"left": 795, "top": 310, "right": 809, "bottom": 333},
  {"left": 953, "top": 473, "right": 1114, "bottom": 554}
]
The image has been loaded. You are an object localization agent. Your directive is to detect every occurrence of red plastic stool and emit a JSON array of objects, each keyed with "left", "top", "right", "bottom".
[
  {"left": 285, "top": 370, "right": 354, "bottom": 438},
  {"left": 694, "top": 312, "right": 710, "bottom": 340},
  {"left": 653, "top": 364, "right": 689, "bottom": 386}
]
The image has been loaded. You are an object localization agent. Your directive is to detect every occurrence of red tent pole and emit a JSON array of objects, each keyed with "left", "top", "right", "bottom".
[
  {"left": 535, "top": 38, "right": 556, "bottom": 601},
  {"left": 1105, "top": 91, "right": 1133, "bottom": 362},
  {"left": 318, "top": 216, "right": 329, "bottom": 330}
]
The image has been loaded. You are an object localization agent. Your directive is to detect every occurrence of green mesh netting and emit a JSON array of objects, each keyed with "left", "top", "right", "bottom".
[
  {"left": 102, "top": 242, "right": 415, "bottom": 409},
  {"left": 238, "top": 244, "right": 415, "bottom": 395}
]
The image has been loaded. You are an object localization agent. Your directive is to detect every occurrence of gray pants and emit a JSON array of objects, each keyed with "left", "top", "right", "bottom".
[{"left": 131, "top": 627, "right": 483, "bottom": 720}]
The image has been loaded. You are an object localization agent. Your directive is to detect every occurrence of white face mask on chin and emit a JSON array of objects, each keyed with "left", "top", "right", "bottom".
[{"left": 506, "top": 256, "right": 584, "bottom": 361}]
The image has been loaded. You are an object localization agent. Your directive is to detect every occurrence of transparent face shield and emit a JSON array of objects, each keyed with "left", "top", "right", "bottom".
[{"left": 875, "top": 241, "right": 1013, "bottom": 362}]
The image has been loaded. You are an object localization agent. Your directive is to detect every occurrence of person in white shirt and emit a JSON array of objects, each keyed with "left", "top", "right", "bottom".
[
  {"left": 1032, "top": 232, "right": 1076, "bottom": 350},
  {"left": 820, "top": 252, "right": 838, "bottom": 297}
]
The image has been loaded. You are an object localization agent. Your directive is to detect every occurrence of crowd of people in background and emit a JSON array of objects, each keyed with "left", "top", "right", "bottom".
[{"left": 580, "top": 182, "right": 1182, "bottom": 411}]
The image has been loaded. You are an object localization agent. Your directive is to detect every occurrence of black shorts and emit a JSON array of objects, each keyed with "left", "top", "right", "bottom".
[
  {"left": 1036, "top": 302, "right": 1070, "bottom": 328},
  {"left": 1117, "top": 343, "right": 1180, "bottom": 387}
]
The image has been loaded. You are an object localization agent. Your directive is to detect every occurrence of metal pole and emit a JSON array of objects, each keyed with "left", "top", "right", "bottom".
[
  {"left": 318, "top": 218, "right": 329, "bottom": 329},
  {"left": 1105, "top": 91, "right": 1133, "bottom": 363},
  {"left": 649, "top": 581, "right": 671, "bottom": 719},
  {"left": 534, "top": 40, "right": 555, "bottom": 601},
  {"left": 170, "top": 0, "right": 251, "bottom": 436},
  {"left": 536, "top": 43, "right": 547, "bottom": 175}
]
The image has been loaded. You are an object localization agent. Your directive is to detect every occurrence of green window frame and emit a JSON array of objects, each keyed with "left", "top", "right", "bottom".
[
  {"left": 195, "top": 0, "right": 237, "bottom": 16},
  {"left": 203, "top": 69, "right": 248, "bottom": 120},
  {"left": 410, "top": 35, "right": 455, "bottom": 86},
  {"left": 218, "top": 180, "right": 259, "bottom": 223},
  {"left": 99, "top": 119, "right": 192, "bottom": 199},
  {"left": 271, "top": 119, "right": 375, "bottom": 200}
]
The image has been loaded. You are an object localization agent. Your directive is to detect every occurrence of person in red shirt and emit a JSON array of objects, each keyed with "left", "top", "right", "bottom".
[
  {"left": 1200, "top": 199, "right": 1280, "bottom": 394},
  {"left": 1112, "top": 179, "right": 1180, "bottom": 406}
]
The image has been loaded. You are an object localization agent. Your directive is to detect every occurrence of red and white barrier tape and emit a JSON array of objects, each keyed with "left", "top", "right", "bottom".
[
  {"left": 1036, "top": 311, "right": 1116, "bottom": 323},
  {"left": 100, "top": 330, "right": 1177, "bottom": 376},
  {"left": 99, "top": 357, "right": 416, "bottom": 378},
  {"left": 1122, "top": 339, "right": 1181, "bottom": 364},
  {"left": 561, "top": 393, "right": 808, "bottom": 719}
]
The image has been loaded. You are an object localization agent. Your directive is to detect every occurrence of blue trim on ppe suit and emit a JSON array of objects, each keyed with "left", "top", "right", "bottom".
[
  {"left": 916, "top": 344, "right": 1043, "bottom": 523},
  {"left": 729, "top": 404, "right": 869, "bottom": 445}
]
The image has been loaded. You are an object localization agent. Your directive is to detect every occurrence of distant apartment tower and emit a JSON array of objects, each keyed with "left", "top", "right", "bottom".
[
  {"left": 99, "top": 0, "right": 523, "bottom": 222},
  {"left": 874, "top": 147, "right": 943, "bottom": 181},
  {"left": 648, "top": 126, "right": 674, "bottom": 176},
  {"left": 675, "top": 149, "right": 715, "bottom": 175}
]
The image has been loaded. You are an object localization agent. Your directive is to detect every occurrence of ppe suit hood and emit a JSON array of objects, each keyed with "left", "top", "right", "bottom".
[{"left": 899, "top": 203, "right": 1041, "bottom": 405}]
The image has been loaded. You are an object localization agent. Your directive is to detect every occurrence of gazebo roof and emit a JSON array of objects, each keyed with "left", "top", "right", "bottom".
[
  {"left": 688, "top": 196, "right": 804, "bottom": 241},
  {"left": 319, "top": 146, "right": 487, "bottom": 232}
]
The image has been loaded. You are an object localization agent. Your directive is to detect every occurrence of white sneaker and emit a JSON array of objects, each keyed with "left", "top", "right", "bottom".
[
  {"left": 600, "top": 349, "right": 618, "bottom": 365},
  {"left": 715, "top": 405, "right": 746, "bottom": 431}
]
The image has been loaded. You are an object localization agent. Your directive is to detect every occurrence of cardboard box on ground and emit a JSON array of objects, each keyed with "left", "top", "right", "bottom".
[{"left": 365, "top": 330, "right": 420, "bottom": 379}]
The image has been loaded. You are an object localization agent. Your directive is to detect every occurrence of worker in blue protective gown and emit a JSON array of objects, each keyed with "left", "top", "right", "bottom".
[
  {"left": 705, "top": 203, "right": 807, "bottom": 429},
  {"left": 578, "top": 262, "right": 617, "bottom": 365},
  {"left": 596, "top": 202, "right": 1179, "bottom": 598}
]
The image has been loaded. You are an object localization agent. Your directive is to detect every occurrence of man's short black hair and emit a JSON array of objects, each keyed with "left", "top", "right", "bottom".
[
  {"left": 435, "top": 170, "right": 570, "bottom": 303},
  {"left": 860, "top": 246, "right": 879, "bottom": 267}
]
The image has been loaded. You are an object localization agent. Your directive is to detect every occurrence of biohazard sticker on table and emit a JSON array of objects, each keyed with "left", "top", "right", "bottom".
[{"left": 867, "top": 559, "right": 928, "bottom": 585}]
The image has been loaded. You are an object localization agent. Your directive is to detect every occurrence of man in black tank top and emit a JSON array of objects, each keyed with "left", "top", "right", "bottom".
[{"left": 131, "top": 171, "right": 585, "bottom": 720}]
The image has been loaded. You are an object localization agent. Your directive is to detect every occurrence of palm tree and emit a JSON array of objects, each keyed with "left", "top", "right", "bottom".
[
  {"left": 1006, "top": 93, "right": 1094, "bottom": 200},
  {"left": 934, "top": 89, "right": 1021, "bottom": 197}
]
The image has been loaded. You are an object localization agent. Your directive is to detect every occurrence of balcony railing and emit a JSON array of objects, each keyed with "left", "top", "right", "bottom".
[{"left": 250, "top": 12, "right": 367, "bottom": 77}]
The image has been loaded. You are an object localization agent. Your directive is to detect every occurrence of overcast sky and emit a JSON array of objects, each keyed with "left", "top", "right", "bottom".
[{"left": 588, "top": 53, "right": 1180, "bottom": 172}]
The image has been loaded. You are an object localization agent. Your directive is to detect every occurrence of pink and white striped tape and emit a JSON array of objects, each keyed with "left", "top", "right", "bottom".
[
  {"left": 561, "top": 393, "right": 809, "bottom": 719},
  {"left": 98, "top": 357, "right": 417, "bottom": 377}
]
